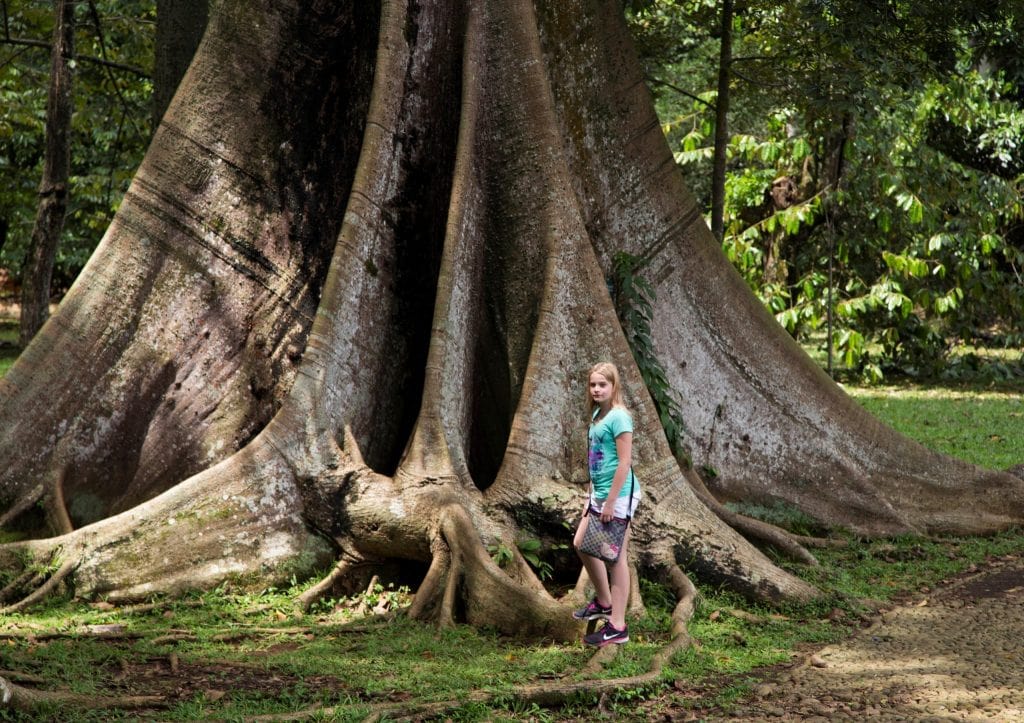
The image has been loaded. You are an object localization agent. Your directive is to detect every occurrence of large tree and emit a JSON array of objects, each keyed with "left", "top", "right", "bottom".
[{"left": 1, "top": 0, "right": 1022, "bottom": 643}]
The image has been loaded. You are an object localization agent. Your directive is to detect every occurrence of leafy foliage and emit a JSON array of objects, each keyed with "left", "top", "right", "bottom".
[
  {"left": 611, "top": 251, "right": 690, "bottom": 463},
  {"left": 631, "top": 0, "right": 1024, "bottom": 382},
  {"left": 0, "top": 0, "right": 154, "bottom": 291}
]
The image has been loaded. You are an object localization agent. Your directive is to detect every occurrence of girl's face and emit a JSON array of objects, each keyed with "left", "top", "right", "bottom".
[{"left": 589, "top": 372, "right": 613, "bottom": 406}]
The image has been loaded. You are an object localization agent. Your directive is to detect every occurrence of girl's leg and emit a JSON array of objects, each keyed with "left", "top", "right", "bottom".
[
  {"left": 607, "top": 529, "right": 631, "bottom": 629},
  {"left": 573, "top": 516, "right": 612, "bottom": 606}
]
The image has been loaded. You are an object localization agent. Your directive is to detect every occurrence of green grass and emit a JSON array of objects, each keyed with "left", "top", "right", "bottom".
[
  {"left": 5, "top": 526, "right": 1023, "bottom": 721},
  {"left": 0, "top": 315, "right": 18, "bottom": 377},
  {"left": 1, "top": 323, "right": 1023, "bottom": 719},
  {"left": 846, "top": 383, "right": 1024, "bottom": 470}
]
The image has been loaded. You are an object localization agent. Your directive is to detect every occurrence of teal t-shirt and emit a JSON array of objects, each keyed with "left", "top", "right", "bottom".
[{"left": 588, "top": 407, "right": 637, "bottom": 500}]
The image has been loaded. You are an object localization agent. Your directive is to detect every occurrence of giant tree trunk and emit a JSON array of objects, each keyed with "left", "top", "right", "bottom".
[
  {"left": 1, "top": 0, "right": 1022, "bottom": 637},
  {"left": 19, "top": 0, "right": 75, "bottom": 347}
]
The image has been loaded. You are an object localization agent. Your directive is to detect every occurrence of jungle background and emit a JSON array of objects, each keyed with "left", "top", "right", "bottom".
[
  {"left": 3, "top": 0, "right": 1023, "bottom": 381},
  {"left": 1, "top": 0, "right": 1023, "bottom": 720}
]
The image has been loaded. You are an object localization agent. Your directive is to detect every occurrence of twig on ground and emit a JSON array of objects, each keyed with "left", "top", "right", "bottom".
[
  {"left": 0, "top": 671, "right": 46, "bottom": 684},
  {"left": 0, "top": 676, "right": 164, "bottom": 712}
]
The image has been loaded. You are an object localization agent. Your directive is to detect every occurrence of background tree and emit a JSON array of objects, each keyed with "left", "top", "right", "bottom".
[
  {"left": 1, "top": 0, "right": 153, "bottom": 320},
  {"left": 18, "top": 0, "right": 74, "bottom": 346},
  {"left": 0, "top": 0, "right": 1022, "bottom": 650},
  {"left": 636, "top": 0, "right": 1024, "bottom": 382}
]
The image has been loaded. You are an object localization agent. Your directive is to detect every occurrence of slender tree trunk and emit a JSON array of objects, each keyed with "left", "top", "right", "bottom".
[
  {"left": 710, "top": 0, "right": 732, "bottom": 243},
  {"left": 153, "top": 0, "right": 209, "bottom": 127},
  {"left": 19, "top": 0, "right": 74, "bottom": 347}
]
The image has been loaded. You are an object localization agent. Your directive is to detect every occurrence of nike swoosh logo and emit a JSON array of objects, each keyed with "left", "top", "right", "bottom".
[{"left": 603, "top": 630, "right": 620, "bottom": 640}]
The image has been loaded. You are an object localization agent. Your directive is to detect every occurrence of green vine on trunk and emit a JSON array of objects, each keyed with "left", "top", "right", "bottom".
[{"left": 611, "top": 252, "right": 691, "bottom": 466}]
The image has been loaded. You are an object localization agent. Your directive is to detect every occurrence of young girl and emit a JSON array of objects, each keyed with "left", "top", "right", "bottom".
[{"left": 572, "top": 361, "right": 641, "bottom": 646}]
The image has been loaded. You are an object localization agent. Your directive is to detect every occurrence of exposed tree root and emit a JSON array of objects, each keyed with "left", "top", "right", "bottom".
[
  {"left": 0, "top": 676, "right": 163, "bottom": 712},
  {"left": 247, "top": 561, "right": 699, "bottom": 722},
  {"left": 579, "top": 640, "right": 620, "bottom": 675},
  {"left": 0, "top": 557, "right": 75, "bottom": 614},
  {"left": 99, "top": 598, "right": 208, "bottom": 616},
  {"left": 0, "top": 671, "right": 47, "bottom": 684},
  {"left": 0, "top": 625, "right": 138, "bottom": 641},
  {"left": 294, "top": 557, "right": 359, "bottom": 612},
  {"left": 406, "top": 540, "right": 451, "bottom": 623},
  {"left": 403, "top": 504, "right": 579, "bottom": 639},
  {"left": 688, "top": 473, "right": 818, "bottom": 566},
  {"left": 49, "top": 467, "right": 74, "bottom": 535},
  {"left": 0, "top": 569, "right": 38, "bottom": 605},
  {"left": 792, "top": 533, "right": 850, "bottom": 549}
]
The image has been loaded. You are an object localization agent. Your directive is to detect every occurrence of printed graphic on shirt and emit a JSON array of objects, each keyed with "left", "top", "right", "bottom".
[{"left": 588, "top": 430, "right": 607, "bottom": 477}]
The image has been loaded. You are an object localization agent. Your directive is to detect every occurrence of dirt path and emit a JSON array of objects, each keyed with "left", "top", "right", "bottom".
[{"left": 705, "top": 555, "right": 1024, "bottom": 721}]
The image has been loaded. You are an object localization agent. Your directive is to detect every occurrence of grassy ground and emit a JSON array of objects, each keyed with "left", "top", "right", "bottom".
[
  {"left": 0, "top": 313, "right": 17, "bottom": 378},
  {"left": 0, "top": 326, "right": 1022, "bottom": 720},
  {"left": 847, "top": 384, "right": 1024, "bottom": 470}
]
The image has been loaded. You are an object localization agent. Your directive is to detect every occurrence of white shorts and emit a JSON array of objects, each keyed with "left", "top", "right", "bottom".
[{"left": 590, "top": 488, "right": 642, "bottom": 519}]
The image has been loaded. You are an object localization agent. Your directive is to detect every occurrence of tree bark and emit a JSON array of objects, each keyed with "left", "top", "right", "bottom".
[
  {"left": 0, "top": 0, "right": 1021, "bottom": 640},
  {"left": 19, "top": 0, "right": 75, "bottom": 347},
  {"left": 0, "top": 0, "right": 377, "bottom": 529}
]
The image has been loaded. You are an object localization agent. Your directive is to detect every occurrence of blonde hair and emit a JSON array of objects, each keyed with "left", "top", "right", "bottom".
[{"left": 586, "top": 361, "right": 627, "bottom": 417}]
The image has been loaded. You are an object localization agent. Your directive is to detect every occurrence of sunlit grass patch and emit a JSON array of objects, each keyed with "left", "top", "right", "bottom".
[{"left": 845, "top": 383, "right": 1024, "bottom": 470}]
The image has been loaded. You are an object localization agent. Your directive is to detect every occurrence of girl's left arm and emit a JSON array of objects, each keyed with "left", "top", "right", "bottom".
[{"left": 600, "top": 431, "right": 632, "bottom": 522}]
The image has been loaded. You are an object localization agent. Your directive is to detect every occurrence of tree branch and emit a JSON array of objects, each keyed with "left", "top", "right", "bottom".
[
  {"left": 0, "top": 37, "right": 148, "bottom": 77},
  {"left": 84, "top": 0, "right": 146, "bottom": 139},
  {"left": 645, "top": 75, "right": 715, "bottom": 110}
]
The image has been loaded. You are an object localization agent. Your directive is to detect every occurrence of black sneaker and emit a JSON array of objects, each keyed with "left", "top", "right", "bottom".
[
  {"left": 584, "top": 621, "right": 629, "bottom": 647},
  {"left": 572, "top": 597, "right": 612, "bottom": 621}
]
